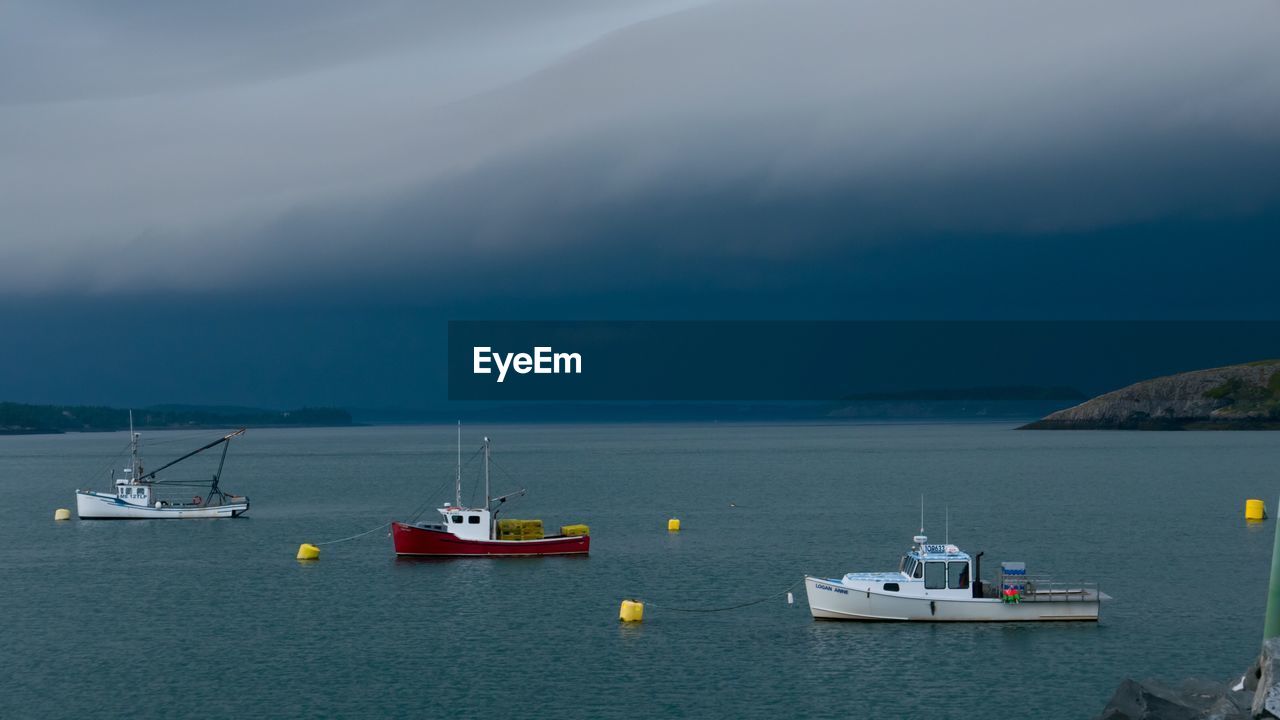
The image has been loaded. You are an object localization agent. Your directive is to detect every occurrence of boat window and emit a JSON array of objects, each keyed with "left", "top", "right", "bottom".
[
  {"left": 451, "top": 515, "right": 463, "bottom": 523},
  {"left": 913, "top": 561, "right": 923, "bottom": 579},
  {"left": 924, "top": 562, "right": 946, "bottom": 589},
  {"left": 947, "top": 561, "right": 970, "bottom": 590},
  {"left": 468, "top": 515, "right": 480, "bottom": 524},
  {"left": 884, "top": 583, "right": 900, "bottom": 592}
]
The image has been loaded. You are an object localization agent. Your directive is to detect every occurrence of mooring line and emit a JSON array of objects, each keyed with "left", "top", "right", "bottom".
[
  {"left": 643, "top": 577, "right": 805, "bottom": 613},
  {"left": 314, "top": 521, "right": 392, "bottom": 546}
]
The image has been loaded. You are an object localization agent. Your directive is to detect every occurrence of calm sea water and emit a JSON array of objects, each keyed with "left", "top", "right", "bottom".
[{"left": 3, "top": 422, "right": 1277, "bottom": 719}]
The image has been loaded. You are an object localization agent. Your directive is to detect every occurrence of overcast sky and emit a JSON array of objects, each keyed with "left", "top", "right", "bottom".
[{"left": 1, "top": 0, "right": 1278, "bottom": 406}]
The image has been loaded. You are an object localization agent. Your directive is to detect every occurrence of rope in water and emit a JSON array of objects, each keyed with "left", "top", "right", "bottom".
[
  {"left": 314, "top": 521, "right": 392, "bottom": 546},
  {"left": 643, "top": 577, "right": 805, "bottom": 613}
]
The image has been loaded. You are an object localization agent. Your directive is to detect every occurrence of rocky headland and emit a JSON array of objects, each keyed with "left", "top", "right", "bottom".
[{"left": 1023, "top": 361, "right": 1280, "bottom": 430}]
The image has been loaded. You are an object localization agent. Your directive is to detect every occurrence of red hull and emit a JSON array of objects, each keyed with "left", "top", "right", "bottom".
[{"left": 392, "top": 522, "right": 590, "bottom": 557}]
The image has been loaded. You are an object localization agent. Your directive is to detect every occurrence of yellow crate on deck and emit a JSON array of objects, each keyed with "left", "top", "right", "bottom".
[
  {"left": 560, "top": 524, "right": 590, "bottom": 537},
  {"left": 496, "top": 519, "right": 525, "bottom": 533},
  {"left": 497, "top": 518, "right": 544, "bottom": 540}
]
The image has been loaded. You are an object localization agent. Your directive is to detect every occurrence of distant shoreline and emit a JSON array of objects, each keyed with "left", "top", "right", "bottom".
[
  {"left": 0, "top": 401, "right": 354, "bottom": 436},
  {"left": 0, "top": 423, "right": 363, "bottom": 437}
]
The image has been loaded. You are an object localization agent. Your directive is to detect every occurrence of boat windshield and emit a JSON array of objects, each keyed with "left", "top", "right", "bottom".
[{"left": 924, "top": 561, "right": 947, "bottom": 589}]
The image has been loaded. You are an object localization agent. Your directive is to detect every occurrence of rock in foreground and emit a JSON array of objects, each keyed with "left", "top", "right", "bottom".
[
  {"left": 1097, "top": 638, "right": 1280, "bottom": 719},
  {"left": 1096, "top": 678, "right": 1252, "bottom": 720}
]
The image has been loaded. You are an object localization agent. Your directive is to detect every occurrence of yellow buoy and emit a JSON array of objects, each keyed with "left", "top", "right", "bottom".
[
  {"left": 619, "top": 599, "right": 645, "bottom": 623},
  {"left": 296, "top": 543, "right": 320, "bottom": 560},
  {"left": 53, "top": 508, "right": 71, "bottom": 521},
  {"left": 667, "top": 518, "right": 681, "bottom": 532},
  {"left": 1247, "top": 499, "right": 1267, "bottom": 521}
]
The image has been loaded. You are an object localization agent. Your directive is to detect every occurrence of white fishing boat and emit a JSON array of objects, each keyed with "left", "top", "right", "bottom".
[
  {"left": 805, "top": 531, "right": 1102, "bottom": 622},
  {"left": 76, "top": 417, "right": 250, "bottom": 520}
]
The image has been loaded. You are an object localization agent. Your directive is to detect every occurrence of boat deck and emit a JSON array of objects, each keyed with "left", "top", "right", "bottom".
[{"left": 992, "top": 575, "right": 1104, "bottom": 602}]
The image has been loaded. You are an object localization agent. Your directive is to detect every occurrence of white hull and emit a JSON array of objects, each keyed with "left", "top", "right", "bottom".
[
  {"left": 76, "top": 491, "right": 248, "bottom": 520},
  {"left": 804, "top": 576, "right": 1099, "bottom": 622}
]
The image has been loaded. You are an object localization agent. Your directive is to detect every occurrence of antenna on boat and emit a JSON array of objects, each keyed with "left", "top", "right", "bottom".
[
  {"left": 945, "top": 505, "right": 949, "bottom": 545},
  {"left": 455, "top": 421, "right": 462, "bottom": 507},
  {"left": 913, "top": 495, "right": 928, "bottom": 547},
  {"left": 483, "top": 437, "right": 491, "bottom": 511}
]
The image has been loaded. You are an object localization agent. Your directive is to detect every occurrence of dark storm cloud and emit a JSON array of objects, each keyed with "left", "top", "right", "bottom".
[{"left": 1, "top": 0, "right": 1278, "bottom": 303}]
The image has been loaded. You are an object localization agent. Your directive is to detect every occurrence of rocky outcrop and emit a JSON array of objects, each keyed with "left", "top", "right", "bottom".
[
  {"left": 1096, "top": 678, "right": 1251, "bottom": 720},
  {"left": 1254, "top": 638, "right": 1280, "bottom": 718},
  {"left": 1097, "top": 638, "right": 1280, "bottom": 719},
  {"left": 1023, "top": 361, "right": 1280, "bottom": 430}
]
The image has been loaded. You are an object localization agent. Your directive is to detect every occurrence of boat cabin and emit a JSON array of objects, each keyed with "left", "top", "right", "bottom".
[
  {"left": 899, "top": 536, "right": 973, "bottom": 596},
  {"left": 833, "top": 534, "right": 986, "bottom": 600},
  {"left": 114, "top": 479, "right": 153, "bottom": 506},
  {"left": 436, "top": 505, "right": 492, "bottom": 540}
]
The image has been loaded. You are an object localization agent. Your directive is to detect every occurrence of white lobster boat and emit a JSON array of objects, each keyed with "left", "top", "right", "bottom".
[
  {"left": 76, "top": 420, "right": 250, "bottom": 520},
  {"left": 805, "top": 532, "right": 1102, "bottom": 622}
]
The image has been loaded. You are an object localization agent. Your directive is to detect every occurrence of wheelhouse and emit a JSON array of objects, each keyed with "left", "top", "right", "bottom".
[
  {"left": 115, "top": 480, "right": 151, "bottom": 505},
  {"left": 436, "top": 505, "right": 492, "bottom": 540},
  {"left": 901, "top": 538, "right": 972, "bottom": 592}
]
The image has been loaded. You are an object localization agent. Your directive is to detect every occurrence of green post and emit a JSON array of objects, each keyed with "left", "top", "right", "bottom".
[{"left": 1266, "top": 494, "right": 1280, "bottom": 639}]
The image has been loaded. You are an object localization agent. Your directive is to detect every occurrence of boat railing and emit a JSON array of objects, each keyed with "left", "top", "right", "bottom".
[{"left": 1001, "top": 574, "right": 1100, "bottom": 602}]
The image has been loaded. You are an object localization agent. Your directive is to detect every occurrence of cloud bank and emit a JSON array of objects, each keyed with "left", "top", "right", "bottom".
[{"left": 1, "top": 0, "right": 1277, "bottom": 302}]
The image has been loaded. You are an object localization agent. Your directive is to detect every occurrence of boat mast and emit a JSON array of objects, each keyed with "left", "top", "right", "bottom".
[
  {"left": 483, "top": 436, "right": 492, "bottom": 540},
  {"left": 454, "top": 421, "right": 462, "bottom": 507},
  {"left": 129, "top": 410, "right": 142, "bottom": 482}
]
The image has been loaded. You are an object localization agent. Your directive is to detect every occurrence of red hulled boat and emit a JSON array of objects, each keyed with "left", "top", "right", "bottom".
[{"left": 392, "top": 432, "right": 590, "bottom": 558}]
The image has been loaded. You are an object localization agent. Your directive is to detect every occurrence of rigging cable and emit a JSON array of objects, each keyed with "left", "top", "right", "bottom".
[
  {"left": 86, "top": 440, "right": 133, "bottom": 485},
  {"left": 308, "top": 444, "right": 494, "bottom": 546},
  {"left": 321, "top": 445, "right": 488, "bottom": 544},
  {"left": 451, "top": 443, "right": 483, "bottom": 510},
  {"left": 406, "top": 470, "right": 457, "bottom": 522},
  {"left": 485, "top": 454, "right": 522, "bottom": 491}
]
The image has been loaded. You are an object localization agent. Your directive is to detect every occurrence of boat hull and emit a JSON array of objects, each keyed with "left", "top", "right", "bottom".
[
  {"left": 804, "top": 576, "right": 1099, "bottom": 622},
  {"left": 76, "top": 491, "right": 249, "bottom": 519},
  {"left": 392, "top": 522, "right": 589, "bottom": 557}
]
